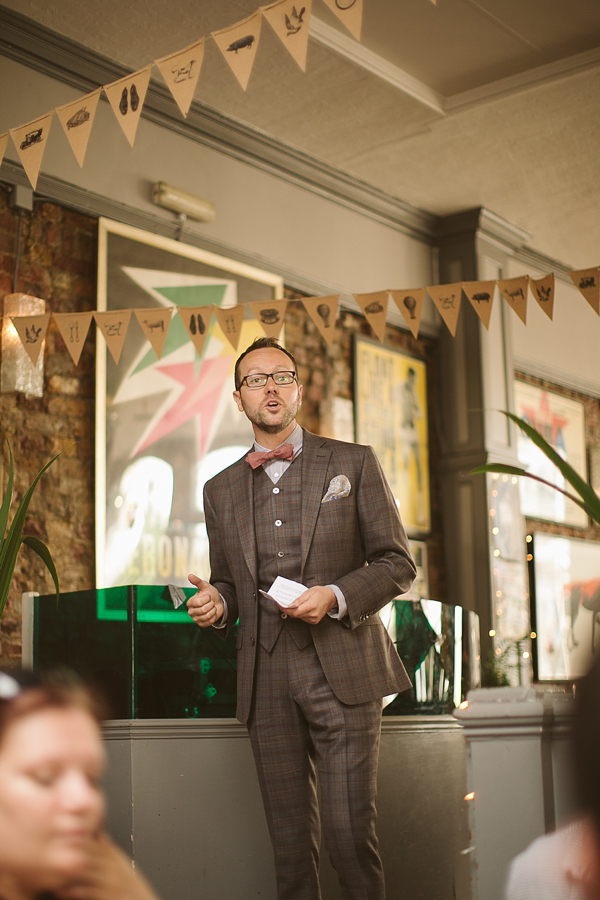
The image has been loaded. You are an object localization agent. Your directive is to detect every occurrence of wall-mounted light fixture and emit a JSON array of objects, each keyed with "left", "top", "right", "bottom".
[
  {"left": 1, "top": 293, "right": 45, "bottom": 398},
  {"left": 152, "top": 182, "right": 216, "bottom": 223}
]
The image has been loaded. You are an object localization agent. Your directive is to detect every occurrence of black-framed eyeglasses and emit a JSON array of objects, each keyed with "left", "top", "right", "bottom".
[{"left": 239, "top": 371, "right": 298, "bottom": 390}]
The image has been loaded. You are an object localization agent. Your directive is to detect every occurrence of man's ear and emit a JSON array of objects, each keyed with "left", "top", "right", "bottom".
[
  {"left": 233, "top": 390, "right": 244, "bottom": 412},
  {"left": 297, "top": 383, "right": 303, "bottom": 407}
]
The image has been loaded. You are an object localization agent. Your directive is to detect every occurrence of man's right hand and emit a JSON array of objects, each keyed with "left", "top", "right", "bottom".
[{"left": 187, "top": 574, "right": 224, "bottom": 627}]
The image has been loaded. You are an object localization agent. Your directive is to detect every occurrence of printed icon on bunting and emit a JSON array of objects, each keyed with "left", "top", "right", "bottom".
[
  {"left": 568, "top": 266, "right": 600, "bottom": 315},
  {"left": 302, "top": 295, "right": 339, "bottom": 346},
  {"left": 214, "top": 304, "right": 246, "bottom": 350},
  {"left": 319, "top": 0, "right": 363, "bottom": 40},
  {"left": 389, "top": 289, "right": 425, "bottom": 338},
  {"left": 178, "top": 306, "right": 212, "bottom": 356},
  {"left": 462, "top": 280, "right": 496, "bottom": 330},
  {"left": 426, "top": 283, "right": 462, "bottom": 336},
  {"left": 52, "top": 312, "right": 94, "bottom": 366},
  {"left": 11, "top": 313, "right": 50, "bottom": 367},
  {"left": 94, "top": 310, "right": 133, "bottom": 364},
  {"left": 261, "top": 0, "right": 313, "bottom": 71},
  {"left": 530, "top": 274, "right": 555, "bottom": 320},
  {"left": 133, "top": 308, "right": 173, "bottom": 359},
  {"left": 155, "top": 40, "right": 205, "bottom": 118},
  {"left": 10, "top": 113, "right": 54, "bottom": 190},
  {"left": 250, "top": 300, "right": 288, "bottom": 338},
  {"left": 104, "top": 66, "right": 152, "bottom": 147},
  {"left": 497, "top": 275, "right": 529, "bottom": 325},
  {"left": 212, "top": 12, "right": 263, "bottom": 91},
  {"left": 55, "top": 89, "right": 102, "bottom": 167},
  {"left": 353, "top": 291, "right": 389, "bottom": 343},
  {"left": 0, "top": 133, "right": 8, "bottom": 169}
]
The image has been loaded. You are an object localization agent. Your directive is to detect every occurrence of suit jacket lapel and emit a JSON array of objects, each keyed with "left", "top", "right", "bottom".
[
  {"left": 300, "top": 430, "right": 332, "bottom": 575},
  {"left": 229, "top": 457, "right": 257, "bottom": 585}
]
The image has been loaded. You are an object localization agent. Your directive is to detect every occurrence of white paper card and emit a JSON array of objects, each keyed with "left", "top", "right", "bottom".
[{"left": 259, "top": 575, "right": 307, "bottom": 608}]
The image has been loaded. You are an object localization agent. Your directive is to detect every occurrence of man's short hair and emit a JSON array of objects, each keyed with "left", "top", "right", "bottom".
[{"left": 234, "top": 337, "right": 298, "bottom": 390}]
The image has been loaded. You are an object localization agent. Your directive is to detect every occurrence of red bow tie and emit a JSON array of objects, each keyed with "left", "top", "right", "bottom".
[{"left": 246, "top": 443, "right": 294, "bottom": 469}]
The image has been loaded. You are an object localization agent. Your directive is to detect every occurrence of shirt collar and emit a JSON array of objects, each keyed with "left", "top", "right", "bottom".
[{"left": 254, "top": 423, "right": 303, "bottom": 455}]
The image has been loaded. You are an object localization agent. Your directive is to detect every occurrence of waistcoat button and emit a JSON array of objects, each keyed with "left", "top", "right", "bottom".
[
  {"left": 280, "top": 613, "right": 287, "bottom": 619},
  {"left": 273, "top": 487, "right": 280, "bottom": 494},
  {"left": 277, "top": 550, "right": 285, "bottom": 558},
  {"left": 275, "top": 519, "right": 282, "bottom": 526}
]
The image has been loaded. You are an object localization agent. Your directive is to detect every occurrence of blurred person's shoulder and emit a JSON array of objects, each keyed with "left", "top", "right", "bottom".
[{"left": 504, "top": 819, "right": 590, "bottom": 900}]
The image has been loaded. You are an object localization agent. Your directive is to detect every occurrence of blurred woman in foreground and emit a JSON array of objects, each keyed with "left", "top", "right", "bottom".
[{"left": 0, "top": 669, "right": 158, "bottom": 900}]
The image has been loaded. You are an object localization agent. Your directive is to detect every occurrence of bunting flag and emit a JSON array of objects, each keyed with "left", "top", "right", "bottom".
[
  {"left": 212, "top": 12, "right": 263, "bottom": 91},
  {"left": 261, "top": 0, "right": 313, "bottom": 72},
  {"left": 302, "top": 294, "right": 339, "bottom": 345},
  {"left": 133, "top": 308, "right": 173, "bottom": 359},
  {"left": 155, "top": 40, "right": 205, "bottom": 117},
  {"left": 530, "top": 273, "right": 555, "bottom": 320},
  {"left": 390, "top": 288, "right": 425, "bottom": 339},
  {"left": 250, "top": 299, "right": 288, "bottom": 338},
  {"left": 93, "top": 310, "right": 132, "bottom": 364},
  {"left": 55, "top": 90, "right": 102, "bottom": 168},
  {"left": 177, "top": 305, "right": 211, "bottom": 356},
  {"left": 319, "top": 0, "right": 363, "bottom": 40},
  {"left": 462, "top": 280, "right": 496, "bottom": 330},
  {"left": 53, "top": 312, "right": 94, "bottom": 365},
  {"left": 569, "top": 266, "right": 600, "bottom": 315},
  {"left": 11, "top": 314, "right": 50, "bottom": 366},
  {"left": 214, "top": 303, "right": 246, "bottom": 350},
  {"left": 353, "top": 291, "right": 389, "bottom": 342},
  {"left": 427, "top": 283, "right": 462, "bottom": 337},
  {"left": 9, "top": 113, "right": 54, "bottom": 190},
  {"left": 497, "top": 275, "right": 529, "bottom": 325},
  {"left": 0, "top": 133, "right": 7, "bottom": 169},
  {"left": 104, "top": 66, "right": 152, "bottom": 147}
]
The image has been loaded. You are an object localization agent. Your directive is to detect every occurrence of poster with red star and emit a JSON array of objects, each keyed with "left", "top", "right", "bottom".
[
  {"left": 514, "top": 381, "right": 588, "bottom": 528},
  {"left": 96, "top": 220, "right": 283, "bottom": 594}
]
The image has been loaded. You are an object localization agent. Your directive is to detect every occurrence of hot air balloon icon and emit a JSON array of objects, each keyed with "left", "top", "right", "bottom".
[
  {"left": 403, "top": 295, "right": 417, "bottom": 319},
  {"left": 317, "top": 304, "right": 331, "bottom": 327}
]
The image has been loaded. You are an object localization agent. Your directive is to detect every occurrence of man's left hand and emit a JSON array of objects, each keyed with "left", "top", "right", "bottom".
[{"left": 279, "top": 586, "right": 336, "bottom": 625}]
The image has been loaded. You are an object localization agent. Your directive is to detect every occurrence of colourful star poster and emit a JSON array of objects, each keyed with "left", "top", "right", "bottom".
[{"left": 96, "top": 219, "right": 283, "bottom": 595}]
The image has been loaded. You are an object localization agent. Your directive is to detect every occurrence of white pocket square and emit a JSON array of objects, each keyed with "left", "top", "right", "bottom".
[{"left": 321, "top": 474, "right": 351, "bottom": 503}]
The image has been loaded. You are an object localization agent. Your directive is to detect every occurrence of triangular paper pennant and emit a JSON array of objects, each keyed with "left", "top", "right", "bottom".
[
  {"left": 250, "top": 300, "right": 288, "bottom": 338},
  {"left": 10, "top": 113, "right": 53, "bottom": 190},
  {"left": 104, "top": 66, "right": 152, "bottom": 147},
  {"left": 52, "top": 312, "right": 93, "bottom": 366},
  {"left": 390, "top": 289, "right": 425, "bottom": 339},
  {"left": 133, "top": 308, "right": 173, "bottom": 359},
  {"left": 354, "top": 291, "right": 389, "bottom": 343},
  {"left": 261, "top": 0, "right": 312, "bottom": 71},
  {"left": 0, "top": 133, "right": 8, "bottom": 168},
  {"left": 427, "top": 283, "right": 462, "bottom": 337},
  {"left": 212, "top": 12, "right": 263, "bottom": 91},
  {"left": 177, "top": 306, "right": 212, "bottom": 356},
  {"left": 569, "top": 267, "right": 600, "bottom": 315},
  {"left": 94, "top": 310, "right": 132, "bottom": 364},
  {"left": 302, "top": 295, "right": 339, "bottom": 346},
  {"left": 462, "top": 280, "right": 496, "bottom": 330},
  {"left": 319, "top": 0, "right": 363, "bottom": 40},
  {"left": 55, "top": 90, "right": 101, "bottom": 168},
  {"left": 530, "top": 274, "right": 555, "bottom": 320},
  {"left": 214, "top": 304, "right": 246, "bottom": 351},
  {"left": 11, "top": 314, "right": 50, "bottom": 367},
  {"left": 155, "top": 40, "right": 205, "bottom": 118},
  {"left": 497, "top": 275, "right": 529, "bottom": 325}
]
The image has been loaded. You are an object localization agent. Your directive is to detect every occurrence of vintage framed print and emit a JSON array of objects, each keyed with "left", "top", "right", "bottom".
[
  {"left": 96, "top": 219, "right": 283, "bottom": 593},
  {"left": 354, "top": 337, "right": 430, "bottom": 533},
  {"left": 514, "top": 381, "right": 588, "bottom": 528},
  {"left": 530, "top": 532, "right": 600, "bottom": 680}
]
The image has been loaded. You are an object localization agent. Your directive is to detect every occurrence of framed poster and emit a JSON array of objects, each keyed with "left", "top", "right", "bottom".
[
  {"left": 354, "top": 337, "right": 430, "bottom": 533},
  {"left": 514, "top": 381, "right": 588, "bottom": 528},
  {"left": 530, "top": 532, "right": 600, "bottom": 680},
  {"left": 96, "top": 219, "right": 283, "bottom": 591}
]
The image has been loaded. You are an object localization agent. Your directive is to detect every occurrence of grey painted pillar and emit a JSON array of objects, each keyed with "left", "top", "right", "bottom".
[{"left": 436, "top": 208, "right": 531, "bottom": 674}]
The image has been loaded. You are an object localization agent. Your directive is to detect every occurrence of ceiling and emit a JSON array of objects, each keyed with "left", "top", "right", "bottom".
[{"left": 3, "top": 0, "right": 600, "bottom": 268}]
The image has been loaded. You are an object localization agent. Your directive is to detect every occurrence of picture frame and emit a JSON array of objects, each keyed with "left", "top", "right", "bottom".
[
  {"left": 354, "top": 336, "right": 430, "bottom": 534},
  {"left": 529, "top": 531, "right": 600, "bottom": 681},
  {"left": 514, "top": 381, "right": 588, "bottom": 528},
  {"left": 95, "top": 219, "right": 283, "bottom": 595}
]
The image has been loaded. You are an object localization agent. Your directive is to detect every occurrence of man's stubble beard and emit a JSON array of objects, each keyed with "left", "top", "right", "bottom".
[{"left": 241, "top": 395, "right": 301, "bottom": 435}]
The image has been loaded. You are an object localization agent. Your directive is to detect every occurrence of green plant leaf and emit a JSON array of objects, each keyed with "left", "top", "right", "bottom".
[
  {"left": 0, "top": 433, "right": 14, "bottom": 550},
  {"left": 471, "top": 463, "right": 592, "bottom": 515},
  {"left": 21, "top": 535, "right": 59, "bottom": 601}
]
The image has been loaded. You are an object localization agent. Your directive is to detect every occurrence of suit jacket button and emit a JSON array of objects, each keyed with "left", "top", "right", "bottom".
[
  {"left": 280, "top": 613, "right": 287, "bottom": 619},
  {"left": 251, "top": 637, "right": 255, "bottom": 646}
]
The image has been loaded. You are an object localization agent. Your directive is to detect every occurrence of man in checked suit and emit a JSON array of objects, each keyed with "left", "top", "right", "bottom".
[{"left": 188, "top": 336, "right": 416, "bottom": 900}]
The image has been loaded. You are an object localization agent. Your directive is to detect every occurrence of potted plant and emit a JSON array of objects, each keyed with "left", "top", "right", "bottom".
[{"left": 0, "top": 431, "right": 60, "bottom": 619}]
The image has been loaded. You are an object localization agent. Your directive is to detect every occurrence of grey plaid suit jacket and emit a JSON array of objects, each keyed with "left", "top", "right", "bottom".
[{"left": 203, "top": 429, "right": 417, "bottom": 724}]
